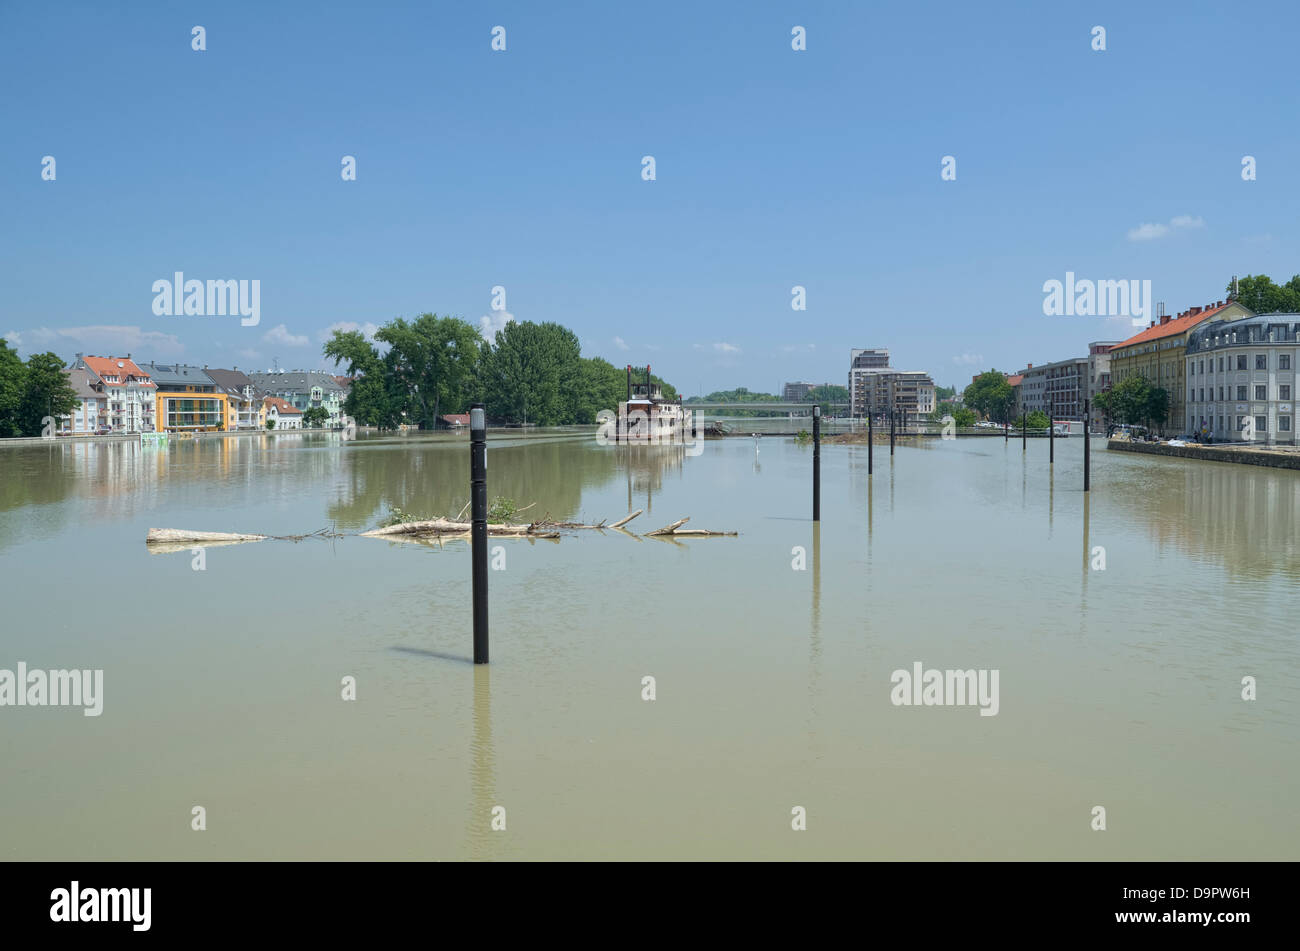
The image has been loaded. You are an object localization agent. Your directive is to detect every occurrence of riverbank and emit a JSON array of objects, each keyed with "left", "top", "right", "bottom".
[{"left": 1108, "top": 438, "right": 1300, "bottom": 470}]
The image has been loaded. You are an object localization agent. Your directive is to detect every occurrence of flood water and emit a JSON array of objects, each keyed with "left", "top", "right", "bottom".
[{"left": 2, "top": 430, "right": 1297, "bottom": 860}]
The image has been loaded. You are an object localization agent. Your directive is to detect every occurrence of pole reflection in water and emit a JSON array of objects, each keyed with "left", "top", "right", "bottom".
[{"left": 466, "top": 664, "right": 498, "bottom": 859}]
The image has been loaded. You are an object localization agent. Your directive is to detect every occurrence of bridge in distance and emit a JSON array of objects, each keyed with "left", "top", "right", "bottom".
[{"left": 684, "top": 401, "right": 852, "bottom": 413}]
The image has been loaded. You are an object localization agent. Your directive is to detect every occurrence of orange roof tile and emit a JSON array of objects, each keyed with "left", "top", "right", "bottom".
[
  {"left": 81, "top": 355, "right": 155, "bottom": 387},
  {"left": 1114, "top": 303, "right": 1234, "bottom": 349},
  {"left": 1006, "top": 374, "right": 1024, "bottom": 386},
  {"left": 264, "top": 396, "right": 302, "bottom": 415}
]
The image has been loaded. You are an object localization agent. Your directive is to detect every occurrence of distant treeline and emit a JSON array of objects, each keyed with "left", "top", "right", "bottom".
[
  {"left": 684, "top": 385, "right": 849, "bottom": 416},
  {"left": 323, "top": 315, "right": 676, "bottom": 428}
]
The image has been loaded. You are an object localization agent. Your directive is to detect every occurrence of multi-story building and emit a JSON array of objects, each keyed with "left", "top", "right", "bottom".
[
  {"left": 248, "top": 371, "right": 347, "bottom": 427},
  {"left": 1016, "top": 356, "right": 1094, "bottom": 421},
  {"left": 143, "top": 362, "right": 228, "bottom": 432},
  {"left": 851, "top": 367, "right": 935, "bottom": 424},
  {"left": 206, "top": 368, "right": 266, "bottom": 431},
  {"left": 847, "top": 349, "right": 891, "bottom": 415},
  {"left": 71, "top": 355, "right": 157, "bottom": 433},
  {"left": 1108, "top": 300, "right": 1252, "bottom": 434},
  {"left": 1184, "top": 313, "right": 1300, "bottom": 445},
  {"left": 782, "top": 381, "right": 817, "bottom": 401},
  {"left": 57, "top": 367, "right": 107, "bottom": 435},
  {"left": 264, "top": 396, "right": 303, "bottom": 430},
  {"left": 1085, "top": 341, "right": 1120, "bottom": 431}
]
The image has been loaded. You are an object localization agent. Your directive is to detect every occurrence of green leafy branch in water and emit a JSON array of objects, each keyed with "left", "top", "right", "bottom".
[
  {"left": 794, "top": 430, "right": 812, "bottom": 444},
  {"left": 380, "top": 496, "right": 520, "bottom": 528}
]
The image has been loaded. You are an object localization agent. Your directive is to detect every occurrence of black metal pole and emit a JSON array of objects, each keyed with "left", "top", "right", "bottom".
[
  {"left": 812, "top": 404, "right": 821, "bottom": 521},
  {"left": 1049, "top": 407, "right": 1054, "bottom": 464},
  {"left": 867, "top": 412, "right": 873, "bottom": 475},
  {"left": 1022, "top": 412, "right": 1026, "bottom": 451},
  {"left": 890, "top": 409, "right": 895, "bottom": 456},
  {"left": 470, "top": 403, "right": 489, "bottom": 664},
  {"left": 1083, "top": 400, "right": 1091, "bottom": 493}
]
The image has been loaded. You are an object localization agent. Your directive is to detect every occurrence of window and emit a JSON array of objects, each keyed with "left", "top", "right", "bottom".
[
  {"left": 1219, "top": 357, "right": 1225, "bottom": 372},
  {"left": 1218, "top": 386, "right": 1224, "bottom": 401},
  {"left": 1256, "top": 385, "right": 1267, "bottom": 400},
  {"left": 1281, "top": 416, "right": 1292, "bottom": 432},
  {"left": 1200, "top": 388, "right": 1206, "bottom": 402},
  {"left": 1199, "top": 360, "right": 1204, "bottom": 375},
  {"left": 1256, "top": 415, "right": 1268, "bottom": 433},
  {"left": 1282, "top": 355, "right": 1292, "bottom": 370},
  {"left": 1237, "top": 355, "right": 1248, "bottom": 370},
  {"left": 1237, "top": 415, "right": 1247, "bottom": 430},
  {"left": 1256, "top": 354, "right": 1268, "bottom": 370},
  {"left": 1283, "top": 385, "right": 1292, "bottom": 401},
  {"left": 1218, "top": 416, "right": 1225, "bottom": 431},
  {"left": 1237, "top": 386, "right": 1248, "bottom": 401}
]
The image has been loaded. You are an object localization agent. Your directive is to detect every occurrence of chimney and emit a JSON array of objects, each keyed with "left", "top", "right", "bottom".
[
  {"left": 1190, "top": 306, "right": 1202, "bottom": 316},
  {"left": 1160, "top": 314, "right": 1171, "bottom": 325}
]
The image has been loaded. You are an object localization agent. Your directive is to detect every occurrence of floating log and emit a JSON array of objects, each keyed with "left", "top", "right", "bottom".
[
  {"left": 361, "top": 519, "right": 536, "bottom": 537},
  {"left": 147, "top": 528, "right": 267, "bottom": 545}
]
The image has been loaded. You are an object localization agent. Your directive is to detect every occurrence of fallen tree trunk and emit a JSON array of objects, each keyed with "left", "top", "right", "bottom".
[
  {"left": 645, "top": 517, "right": 737, "bottom": 537},
  {"left": 147, "top": 528, "right": 267, "bottom": 544},
  {"left": 609, "top": 509, "right": 642, "bottom": 529},
  {"left": 361, "top": 519, "right": 536, "bottom": 537}
]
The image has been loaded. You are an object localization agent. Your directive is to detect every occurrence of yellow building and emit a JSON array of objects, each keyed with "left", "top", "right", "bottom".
[
  {"left": 1107, "top": 300, "right": 1252, "bottom": 433},
  {"left": 143, "top": 362, "right": 229, "bottom": 432}
]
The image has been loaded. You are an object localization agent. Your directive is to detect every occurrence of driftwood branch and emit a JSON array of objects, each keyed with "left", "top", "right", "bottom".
[
  {"left": 609, "top": 509, "right": 642, "bottom": 529},
  {"left": 646, "top": 516, "right": 737, "bottom": 537}
]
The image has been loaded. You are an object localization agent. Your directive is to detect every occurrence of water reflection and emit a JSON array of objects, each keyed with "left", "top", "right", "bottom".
[{"left": 466, "top": 665, "right": 497, "bottom": 860}]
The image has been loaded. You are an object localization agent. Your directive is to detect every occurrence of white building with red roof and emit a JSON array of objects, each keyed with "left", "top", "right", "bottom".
[{"left": 71, "top": 354, "right": 157, "bottom": 433}]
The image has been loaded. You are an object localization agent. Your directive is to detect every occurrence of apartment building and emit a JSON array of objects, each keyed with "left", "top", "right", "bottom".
[
  {"left": 71, "top": 355, "right": 157, "bottom": 433},
  {"left": 249, "top": 371, "right": 347, "bottom": 427},
  {"left": 144, "top": 362, "right": 228, "bottom": 432},
  {"left": 206, "top": 368, "right": 266, "bottom": 431},
  {"left": 1185, "top": 313, "right": 1300, "bottom": 445}
]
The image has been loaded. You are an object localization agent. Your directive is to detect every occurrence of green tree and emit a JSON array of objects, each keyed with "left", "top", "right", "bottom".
[
  {"left": 265, "top": 418, "right": 276, "bottom": 430},
  {"left": 376, "top": 314, "right": 481, "bottom": 428},
  {"left": 929, "top": 403, "right": 976, "bottom": 427},
  {"left": 301, "top": 406, "right": 330, "bottom": 428},
  {"left": 323, "top": 329, "right": 402, "bottom": 429},
  {"left": 1228, "top": 275, "right": 1300, "bottom": 314},
  {"left": 963, "top": 371, "right": 1016, "bottom": 423},
  {"left": 479, "top": 320, "right": 582, "bottom": 425},
  {"left": 0, "top": 340, "right": 26, "bottom": 438},
  {"left": 1103, "top": 376, "right": 1170, "bottom": 432},
  {"left": 1024, "top": 410, "right": 1050, "bottom": 431},
  {"left": 18, "top": 352, "right": 79, "bottom": 436},
  {"left": 935, "top": 385, "right": 957, "bottom": 401}
]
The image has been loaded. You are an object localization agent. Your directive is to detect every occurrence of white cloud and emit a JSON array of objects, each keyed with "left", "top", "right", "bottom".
[
  {"left": 694, "top": 342, "right": 740, "bottom": 353},
  {"left": 4, "top": 331, "right": 21, "bottom": 347},
  {"left": 236, "top": 348, "right": 262, "bottom": 361},
  {"left": 952, "top": 353, "right": 983, "bottom": 365},
  {"left": 263, "top": 324, "right": 309, "bottom": 347},
  {"left": 613, "top": 336, "right": 630, "bottom": 351},
  {"left": 479, "top": 310, "right": 514, "bottom": 342},
  {"left": 1127, "top": 214, "right": 1206, "bottom": 242},
  {"left": 7, "top": 324, "right": 185, "bottom": 358},
  {"left": 320, "top": 321, "right": 379, "bottom": 343}
]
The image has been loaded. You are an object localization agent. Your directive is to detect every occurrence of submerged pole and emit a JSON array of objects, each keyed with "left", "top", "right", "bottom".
[
  {"left": 1022, "top": 411, "right": 1027, "bottom": 451},
  {"left": 812, "top": 404, "right": 821, "bottom": 521},
  {"left": 890, "top": 409, "right": 895, "bottom": 456},
  {"left": 1050, "top": 408, "right": 1054, "bottom": 464},
  {"left": 470, "top": 403, "right": 489, "bottom": 663},
  {"left": 1083, "top": 400, "right": 1091, "bottom": 492},
  {"left": 868, "top": 412, "right": 873, "bottom": 475}
]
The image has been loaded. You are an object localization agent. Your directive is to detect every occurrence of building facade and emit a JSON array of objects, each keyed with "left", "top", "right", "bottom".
[
  {"left": 206, "top": 368, "right": 266, "bottom": 431},
  {"left": 248, "top": 371, "right": 347, "bottom": 427},
  {"left": 847, "top": 349, "right": 892, "bottom": 415},
  {"left": 1184, "top": 313, "right": 1300, "bottom": 445},
  {"left": 144, "top": 363, "right": 228, "bottom": 432},
  {"left": 1108, "top": 300, "right": 1252, "bottom": 434},
  {"left": 57, "top": 367, "right": 106, "bottom": 434},
  {"left": 72, "top": 355, "right": 157, "bottom": 433},
  {"left": 264, "top": 396, "right": 303, "bottom": 430},
  {"left": 1084, "top": 341, "right": 1120, "bottom": 431},
  {"left": 782, "top": 381, "right": 817, "bottom": 401}
]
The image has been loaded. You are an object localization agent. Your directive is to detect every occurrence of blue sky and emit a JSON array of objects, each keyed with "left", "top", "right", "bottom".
[{"left": 3, "top": 1, "right": 1297, "bottom": 394}]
